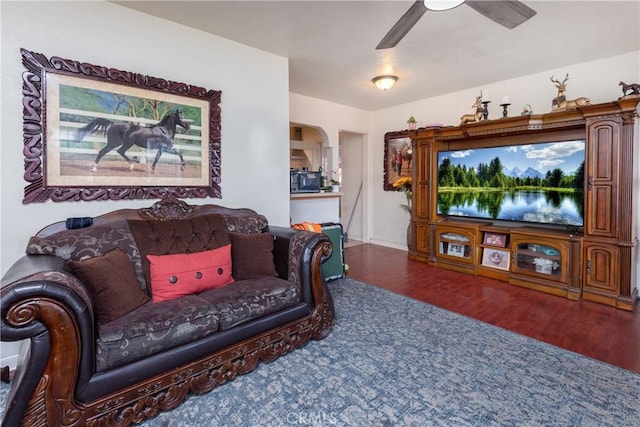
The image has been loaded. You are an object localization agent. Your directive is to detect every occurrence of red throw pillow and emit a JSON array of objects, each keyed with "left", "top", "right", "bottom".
[{"left": 146, "top": 245, "right": 235, "bottom": 303}]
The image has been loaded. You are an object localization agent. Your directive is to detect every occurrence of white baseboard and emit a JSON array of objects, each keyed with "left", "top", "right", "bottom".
[
  {"left": 344, "top": 233, "right": 362, "bottom": 243},
  {"left": 367, "top": 239, "right": 408, "bottom": 251},
  {"left": 1, "top": 341, "right": 23, "bottom": 371},
  {"left": 1, "top": 354, "right": 19, "bottom": 371}
]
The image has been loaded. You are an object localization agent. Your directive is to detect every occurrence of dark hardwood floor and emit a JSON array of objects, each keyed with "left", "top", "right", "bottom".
[{"left": 343, "top": 243, "right": 640, "bottom": 374}]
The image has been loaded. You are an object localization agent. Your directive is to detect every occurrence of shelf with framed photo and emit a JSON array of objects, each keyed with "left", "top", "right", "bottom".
[
  {"left": 476, "top": 226, "right": 512, "bottom": 280},
  {"left": 434, "top": 220, "right": 489, "bottom": 273},
  {"left": 482, "top": 231, "right": 508, "bottom": 248},
  {"left": 481, "top": 248, "right": 510, "bottom": 270},
  {"left": 477, "top": 247, "right": 511, "bottom": 281}
]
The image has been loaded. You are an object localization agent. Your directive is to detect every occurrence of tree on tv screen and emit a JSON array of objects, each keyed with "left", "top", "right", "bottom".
[{"left": 438, "top": 156, "right": 584, "bottom": 192}]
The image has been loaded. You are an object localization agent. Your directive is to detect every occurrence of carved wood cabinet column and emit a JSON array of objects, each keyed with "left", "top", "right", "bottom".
[
  {"left": 582, "top": 102, "right": 639, "bottom": 310},
  {"left": 409, "top": 129, "right": 436, "bottom": 261}
]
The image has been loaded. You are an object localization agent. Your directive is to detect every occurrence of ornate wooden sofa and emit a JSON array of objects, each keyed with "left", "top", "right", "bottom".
[{"left": 0, "top": 198, "right": 334, "bottom": 426}]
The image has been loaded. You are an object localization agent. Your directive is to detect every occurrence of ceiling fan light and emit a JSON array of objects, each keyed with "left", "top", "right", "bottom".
[
  {"left": 424, "top": 0, "right": 466, "bottom": 11},
  {"left": 372, "top": 75, "right": 398, "bottom": 91}
]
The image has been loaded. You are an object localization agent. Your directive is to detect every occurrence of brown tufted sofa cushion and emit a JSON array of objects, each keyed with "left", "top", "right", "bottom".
[
  {"left": 96, "top": 294, "right": 220, "bottom": 371},
  {"left": 127, "top": 214, "right": 231, "bottom": 291},
  {"left": 198, "top": 276, "right": 300, "bottom": 330}
]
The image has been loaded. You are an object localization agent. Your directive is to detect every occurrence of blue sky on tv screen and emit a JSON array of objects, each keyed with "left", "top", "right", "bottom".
[{"left": 438, "top": 140, "right": 585, "bottom": 175}]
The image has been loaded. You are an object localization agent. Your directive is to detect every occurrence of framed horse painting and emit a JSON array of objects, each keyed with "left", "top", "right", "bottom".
[
  {"left": 20, "top": 48, "right": 222, "bottom": 203},
  {"left": 383, "top": 131, "right": 412, "bottom": 191}
]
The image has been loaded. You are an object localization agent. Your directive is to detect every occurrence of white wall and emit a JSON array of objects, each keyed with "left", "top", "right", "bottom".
[
  {"left": 368, "top": 51, "right": 640, "bottom": 248},
  {"left": 290, "top": 93, "right": 370, "bottom": 173},
  {"left": 289, "top": 93, "right": 371, "bottom": 237},
  {"left": 1, "top": 1, "right": 291, "bottom": 275},
  {"left": 1, "top": 1, "right": 290, "bottom": 366}
]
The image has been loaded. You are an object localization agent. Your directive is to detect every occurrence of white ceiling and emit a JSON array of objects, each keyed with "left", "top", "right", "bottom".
[{"left": 114, "top": 1, "right": 640, "bottom": 111}]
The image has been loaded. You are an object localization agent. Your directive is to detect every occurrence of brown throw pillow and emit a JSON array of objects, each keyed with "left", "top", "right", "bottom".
[
  {"left": 229, "top": 232, "right": 277, "bottom": 280},
  {"left": 68, "top": 248, "right": 149, "bottom": 324}
]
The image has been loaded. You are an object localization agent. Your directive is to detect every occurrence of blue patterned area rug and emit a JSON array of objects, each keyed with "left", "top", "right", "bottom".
[{"left": 2, "top": 278, "right": 639, "bottom": 426}]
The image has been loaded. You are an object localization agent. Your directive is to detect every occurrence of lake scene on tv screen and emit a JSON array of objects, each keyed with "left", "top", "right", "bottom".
[{"left": 437, "top": 140, "right": 585, "bottom": 226}]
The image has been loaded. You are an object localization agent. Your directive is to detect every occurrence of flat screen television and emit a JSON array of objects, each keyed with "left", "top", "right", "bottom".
[{"left": 436, "top": 140, "right": 585, "bottom": 227}]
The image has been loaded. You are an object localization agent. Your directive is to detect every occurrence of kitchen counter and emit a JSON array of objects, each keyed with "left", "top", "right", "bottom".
[
  {"left": 290, "top": 191, "right": 342, "bottom": 200},
  {"left": 290, "top": 192, "right": 342, "bottom": 224}
]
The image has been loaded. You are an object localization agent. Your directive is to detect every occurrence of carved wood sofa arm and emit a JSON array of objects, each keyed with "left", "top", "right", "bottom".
[
  {"left": 1, "top": 254, "right": 96, "bottom": 427},
  {"left": 268, "top": 225, "right": 334, "bottom": 336},
  {"left": 268, "top": 226, "right": 332, "bottom": 296}
]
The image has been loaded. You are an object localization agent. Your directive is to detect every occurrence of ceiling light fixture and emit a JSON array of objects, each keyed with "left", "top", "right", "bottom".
[
  {"left": 372, "top": 75, "right": 398, "bottom": 91},
  {"left": 423, "top": 0, "right": 466, "bottom": 11}
]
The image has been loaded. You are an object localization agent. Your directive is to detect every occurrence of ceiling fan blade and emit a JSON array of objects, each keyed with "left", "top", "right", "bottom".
[
  {"left": 466, "top": 1, "right": 536, "bottom": 29},
  {"left": 376, "top": 1, "right": 427, "bottom": 50}
]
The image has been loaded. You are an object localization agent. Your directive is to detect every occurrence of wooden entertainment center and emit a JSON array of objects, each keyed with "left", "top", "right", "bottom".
[{"left": 397, "top": 97, "right": 640, "bottom": 311}]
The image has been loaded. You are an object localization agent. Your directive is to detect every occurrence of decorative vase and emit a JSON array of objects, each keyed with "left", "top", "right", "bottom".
[{"left": 407, "top": 122, "right": 417, "bottom": 130}]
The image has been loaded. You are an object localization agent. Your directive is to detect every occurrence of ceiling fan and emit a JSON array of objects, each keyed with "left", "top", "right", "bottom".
[{"left": 376, "top": 0, "right": 536, "bottom": 50}]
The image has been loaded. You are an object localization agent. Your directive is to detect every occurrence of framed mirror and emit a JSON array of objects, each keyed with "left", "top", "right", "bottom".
[{"left": 383, "top": 131, "right": 412, "bottom": 191}]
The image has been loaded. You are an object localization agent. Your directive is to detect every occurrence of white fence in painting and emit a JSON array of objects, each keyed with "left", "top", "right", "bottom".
[{"left": 58, "top": 108, "right": 204, "bottom": 165}]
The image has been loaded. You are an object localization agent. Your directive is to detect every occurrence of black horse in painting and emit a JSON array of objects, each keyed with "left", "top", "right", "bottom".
[{"left": 75, "top": 110, "right": 191, "bottom": 172}]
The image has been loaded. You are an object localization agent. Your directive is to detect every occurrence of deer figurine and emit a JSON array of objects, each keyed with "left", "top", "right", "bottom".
[
  {"left": 550, "top": 74, "right": 590, "bottom": 111},
  {"left": 550, "top": 73, "right": 568, "bottom": 107},
  {"left": 460, "top": 95, "right": 484, "bottom": 125}
]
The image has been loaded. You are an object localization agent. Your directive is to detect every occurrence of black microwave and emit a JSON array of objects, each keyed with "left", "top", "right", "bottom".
[{"left": 290, "top": 170, "right": 321, "bottom": 193}]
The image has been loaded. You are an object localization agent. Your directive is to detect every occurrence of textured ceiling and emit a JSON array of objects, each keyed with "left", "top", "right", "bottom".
[{"left": 114, "top": 1, "right": 640, "bottom": 110}]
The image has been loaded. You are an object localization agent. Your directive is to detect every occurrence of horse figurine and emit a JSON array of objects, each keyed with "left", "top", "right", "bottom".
[
  {"left": 460, "top": 96, "right": 483, "bottom": 125},
  {"left": 619, "top": 81, "right": 640, "bottom": 96},
  {"left": 75, "top": 110, "right": 191, "bottom": 173}
]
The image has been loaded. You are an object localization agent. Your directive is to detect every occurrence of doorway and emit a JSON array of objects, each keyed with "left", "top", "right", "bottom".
[{"left": 340, "top": 131, "right": 366, "bottom": 246}]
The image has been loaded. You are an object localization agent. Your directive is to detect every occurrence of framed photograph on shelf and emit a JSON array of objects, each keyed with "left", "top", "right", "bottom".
[
  {"left": 483, "top": 232, "right": 507, "bottom": 248},
  {"left": 446, "top": 243, "right": 465, "bottom": 257},
  {"left": 20, "top": 48, "right": 222, "bottom": 204},
  {"left": 481, "top": 248, "right": 510, "bottom": 271}
]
